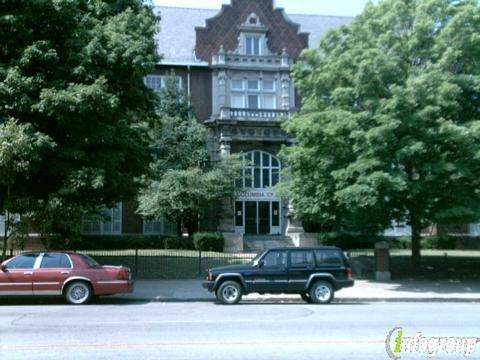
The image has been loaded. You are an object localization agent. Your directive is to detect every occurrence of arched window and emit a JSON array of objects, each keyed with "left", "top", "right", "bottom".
[{"left": 240, "top": 151, "right": 280, "bottom": 189}]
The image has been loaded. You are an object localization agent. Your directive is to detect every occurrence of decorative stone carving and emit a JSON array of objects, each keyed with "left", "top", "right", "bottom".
[
  {"left": 286, "top": 203, "right": 305, "bottom": 234},
  {"left": 219, "top": 133, "right": 232, "bottom": 157}
]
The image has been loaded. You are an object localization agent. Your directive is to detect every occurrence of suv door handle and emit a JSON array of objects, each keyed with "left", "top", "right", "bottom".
[
  {"left": 23, "top": 271, "right": 33, "bottom": 276},
  {"left": 61, "top": 271, "right": 70, "bottom": 275}
]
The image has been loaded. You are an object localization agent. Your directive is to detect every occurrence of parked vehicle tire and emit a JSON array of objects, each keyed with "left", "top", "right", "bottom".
[
  {"left": 300, "top": 293, "right": 314, "bottom": 304},
  {"left": 216, "top": 281, "right": 242, "bottom": 305},
  {"left": 309, "top": 280, "right": 334, "bottom": 304},
  {"left": 65, "top": 281, "right": 93, "bottom": 305}
]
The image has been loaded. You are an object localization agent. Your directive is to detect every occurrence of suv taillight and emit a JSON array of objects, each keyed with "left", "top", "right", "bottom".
[{"left": 345, "top": 268, "right": 352, "bottom": 279}]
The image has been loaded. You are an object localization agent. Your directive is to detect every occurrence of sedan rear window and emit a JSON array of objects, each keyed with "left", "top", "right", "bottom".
[
  {"left": 40, "top": 253, "right": 72, "bottom": 268},
  {"left": 80, "top": 254, "right": 100, "bottom": 267}
]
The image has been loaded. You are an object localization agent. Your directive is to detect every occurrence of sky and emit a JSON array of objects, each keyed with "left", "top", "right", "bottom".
[{"left": 153, "top": 0, "right": 380, "bottom": 17}]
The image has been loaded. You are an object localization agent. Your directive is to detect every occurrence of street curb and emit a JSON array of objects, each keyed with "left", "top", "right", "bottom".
[{"left": 115, "top": 297, "right": 480, "bottom": 303}]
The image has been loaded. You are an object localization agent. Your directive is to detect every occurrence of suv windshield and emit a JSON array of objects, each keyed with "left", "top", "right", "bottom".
[{"left": 250, "top": 251, "right": 267, "bottom": 266}]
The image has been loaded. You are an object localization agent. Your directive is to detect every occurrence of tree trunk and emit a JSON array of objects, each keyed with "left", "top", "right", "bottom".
[
  {"left": 176, "top": 221, "right": 182, "bottom": 237},
  {"left": 1, "top": 211, "right": 7, "bottom": 261},
  {"left": 2, "top": 183, "right": 10, "bottom": 261},
  {"left": 411, "top": 218, "right": 422, "bottom": 265}
]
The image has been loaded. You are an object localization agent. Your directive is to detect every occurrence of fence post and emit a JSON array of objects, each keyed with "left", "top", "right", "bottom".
[
  {"left": 198, "top": 250, "right": 202, "bottom": 278},
  {"left": 375, "top": 241, "right": 391, "bottom": 281},
  {"left": 9, "top": 248, "right": 13, "bottom": 257},
  {"left": 135, "top": 249, "right": 139, "bottom": 278}
]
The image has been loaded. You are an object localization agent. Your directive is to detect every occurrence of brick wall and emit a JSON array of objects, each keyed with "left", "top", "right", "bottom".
[{"left": 195, "top": 0, "right": 309, "bottom": 63}]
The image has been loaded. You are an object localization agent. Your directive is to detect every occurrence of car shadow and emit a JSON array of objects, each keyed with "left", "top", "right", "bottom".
[
  {"left": 0, "top": 296, "right": 150, "bottom": 306},
  {"left": 220, "top": 300, "right": 368, "bottom": 306}
]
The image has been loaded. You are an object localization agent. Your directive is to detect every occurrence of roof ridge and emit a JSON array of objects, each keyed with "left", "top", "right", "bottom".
[{"left": 153, "top": 5, "right": 353, "bottom": 19}]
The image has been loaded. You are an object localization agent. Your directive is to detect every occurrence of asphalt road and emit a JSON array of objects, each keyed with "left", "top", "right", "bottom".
[{"left": 0, "top": 299, "right": 479, "bottom": 360}]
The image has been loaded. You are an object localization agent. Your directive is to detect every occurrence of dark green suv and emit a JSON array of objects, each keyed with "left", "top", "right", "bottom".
[{"left": 202, "top": 247, "right": 354, "bottom": 305}]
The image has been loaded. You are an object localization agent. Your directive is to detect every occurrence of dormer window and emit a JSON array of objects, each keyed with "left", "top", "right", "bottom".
[{"left": 246, "top": 35, "right": 261, "bottom": 55}]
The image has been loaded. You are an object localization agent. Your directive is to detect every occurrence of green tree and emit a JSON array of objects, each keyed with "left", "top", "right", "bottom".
[
  {"left": 281, "top": 0, "right": 480, "bottom": 262},
  {"left": 138, "top": 76, "right": 241, "bottom": 235},
  {"left": 0, "top": 119, "right": 54, "bottom": 259},
  {"left": 0, "top": 1, "right": 159, "bottom": 241}
]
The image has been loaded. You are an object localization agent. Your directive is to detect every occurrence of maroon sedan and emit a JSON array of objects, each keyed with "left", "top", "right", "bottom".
[{"left": 0, "top": 252, "right": 133, "bottom": 304}]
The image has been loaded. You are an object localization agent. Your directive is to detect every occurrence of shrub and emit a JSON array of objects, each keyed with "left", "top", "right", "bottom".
[
  {"left": 193, "top": 232, "right": 224, "bottom": 252},
  {"left": 66, "top": 235, "right": 194, "bottom": 250},
  {"left": 318, "top": 232, "right": 380, "bottom": 249},
  {"left": 421, "top": 236, "right": 457, "bottom": 250}
]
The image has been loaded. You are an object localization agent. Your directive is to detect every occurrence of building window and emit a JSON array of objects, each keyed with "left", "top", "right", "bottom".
[
  {"left": 82, "top": 203, "right": 122, "bottom": 235},
  {"left": 143, "top": 217, "right": 177, "bottom": 235},
  {"left": 231, "top": 79, "right": 244, "bottom": 90},
  {"left": 231, "top": 94, "right": 245, "bottom": 108},
  {"left": 469, "top": 223, "right": 480, "bottom": 236},
  {"left": 0, "top": 214, "right": 21, "bottom": 236},
  {"left": 241, "top": 151, "right": 280, "bottom": 189},
  {"left": 246, "top": 36, "right": 261, "bottom": 55},
  {"left": 144, "top": 75, "right": 182, "bottom": 92},
  {"left": 230, "top": 78, "right": 277, "bottom": 110},
  {"left": 248, "top": 95, "right": 259, "bottom": 109}
]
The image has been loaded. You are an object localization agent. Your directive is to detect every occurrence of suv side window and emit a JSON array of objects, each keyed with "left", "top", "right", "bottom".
[
  {"left": 262, "top": 251, "right": 287, "bottom": 268},
  {"left": 315, "top": 250, "right": 343, "bottom": 266},
  {"left": 289, "top": 250, "right": 315, "bottom": 267},
  {"left": 5, "top": 254, "right": 38, "bottom": 269}
]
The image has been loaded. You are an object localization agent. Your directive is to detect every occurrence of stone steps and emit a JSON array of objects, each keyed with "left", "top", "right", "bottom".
[{"left": 243, "top": 235, "right": 295, "bottom": 253}]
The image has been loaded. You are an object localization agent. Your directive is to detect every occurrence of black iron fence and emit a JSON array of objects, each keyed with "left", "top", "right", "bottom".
[{"left": 77, "top": 249, "right": 257, "bottom": 279}]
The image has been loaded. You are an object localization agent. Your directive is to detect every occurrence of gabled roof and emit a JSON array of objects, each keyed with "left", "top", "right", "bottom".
[{"left": 154, "top": 6, "right": 351, "bottom": 65}]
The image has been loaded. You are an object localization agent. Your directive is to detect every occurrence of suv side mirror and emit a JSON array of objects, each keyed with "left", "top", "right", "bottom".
[
  {"left": 258, "top": 260, "right": 265, "bottom": 268},
  {"left": 0, "top": 264, "right": 6, "bottom": 272}
]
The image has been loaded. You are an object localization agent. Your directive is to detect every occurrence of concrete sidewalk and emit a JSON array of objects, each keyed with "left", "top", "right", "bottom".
[{"left": 112, "top": 279, "right": 480, "bottom": 303}]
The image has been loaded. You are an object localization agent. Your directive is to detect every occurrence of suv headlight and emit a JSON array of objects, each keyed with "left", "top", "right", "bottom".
[{"left": 207, "top": 271, "right": 213, "bottom": 281}]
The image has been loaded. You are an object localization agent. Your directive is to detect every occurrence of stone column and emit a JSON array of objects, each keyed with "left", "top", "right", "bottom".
[
  {"left": 217, "top": 69, "right": 227, "bottom": 110},
  {"left": 281, "top": 73, "right": 291, "bottom": 110},
  {"left": 375, "top": 241, "right": 391, "bottom": 281}
]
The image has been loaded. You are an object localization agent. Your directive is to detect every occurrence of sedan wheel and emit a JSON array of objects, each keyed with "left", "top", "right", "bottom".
[
  {"left": 309, "top": 281, "right": 334, "bottom": 304},
  {"left": 216, "top": 281, "right": 242, "bottom": 305},
  {"left": 65, "top": 281, "right": 92, "bottom": 305}
]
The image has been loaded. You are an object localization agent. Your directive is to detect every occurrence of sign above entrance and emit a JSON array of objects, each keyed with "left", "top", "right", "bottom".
[{"left": 236, "top": 189, "right": 279, "bottom": 201}]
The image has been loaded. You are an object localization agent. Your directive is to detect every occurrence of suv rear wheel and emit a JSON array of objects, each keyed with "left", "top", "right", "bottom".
[
  {"left": 309, "top": 280, "right": 334, "bottom": 304},
  {"left": 300, "top": 293, "right": 313, "bottom": 303},
  {"left": 216, "top": 281, "right": 242, "bottom": 305}
]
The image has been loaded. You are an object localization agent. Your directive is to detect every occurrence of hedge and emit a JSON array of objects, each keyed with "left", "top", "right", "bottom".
[
  {"left": 193, "top": 232, "right": 224, "bottom": 252},
  {"left": 65, "top": 235, "right": 195, "bottom": 251}
]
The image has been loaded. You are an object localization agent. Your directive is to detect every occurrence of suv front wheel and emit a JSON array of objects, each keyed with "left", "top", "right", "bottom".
[
  {"left": 309, "top": 280, "right": 334, "bottom": 304},
  {"left": 216, "top": 281, "right": 242, "bottom": 305}
]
